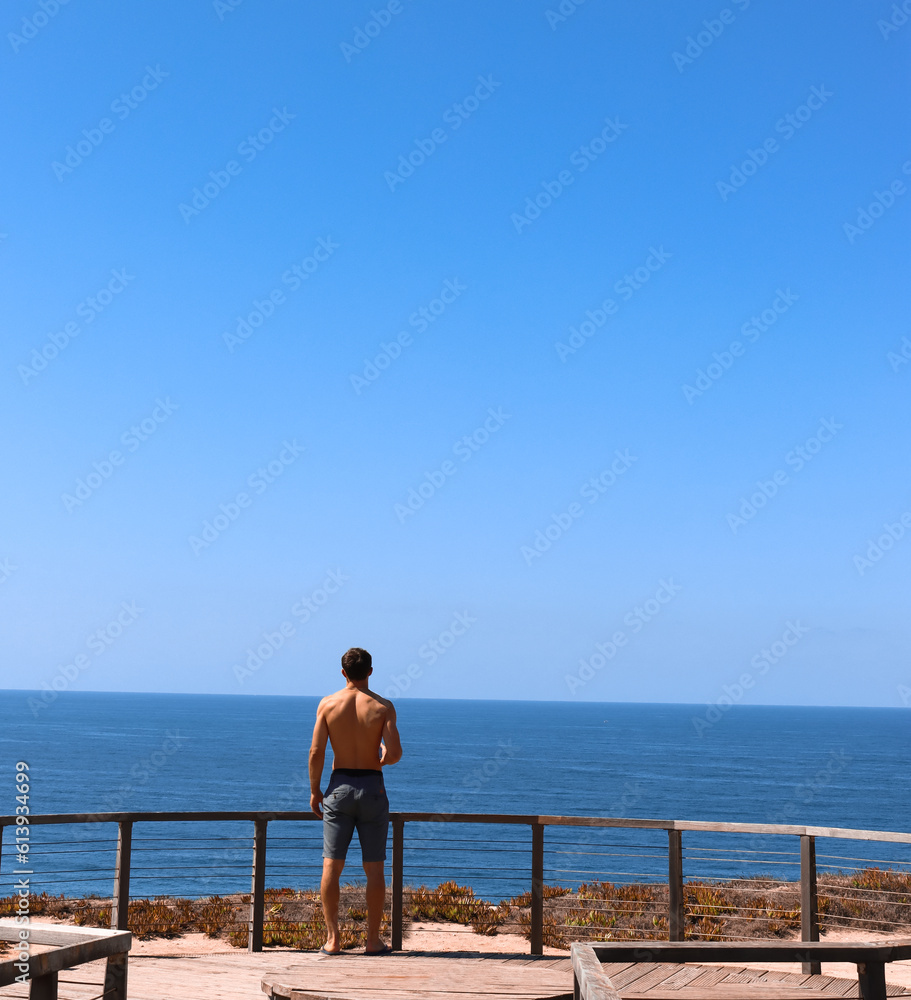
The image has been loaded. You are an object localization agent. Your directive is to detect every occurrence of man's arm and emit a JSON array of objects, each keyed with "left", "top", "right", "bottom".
[
  {"left": 378, "top": 703, "right": 402, "bottom": 767},
  {"left": 309, "top": 703, "right": 329, "bottom": 816}
]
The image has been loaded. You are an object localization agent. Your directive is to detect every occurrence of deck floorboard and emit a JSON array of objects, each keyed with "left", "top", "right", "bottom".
[{"left": 2, "top": 950, "right": 908, "bottom": 1000}]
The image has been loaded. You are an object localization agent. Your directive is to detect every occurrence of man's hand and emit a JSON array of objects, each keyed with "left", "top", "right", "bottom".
[{"left": 310, "top": 790, "right": 323, "bottom": 817}]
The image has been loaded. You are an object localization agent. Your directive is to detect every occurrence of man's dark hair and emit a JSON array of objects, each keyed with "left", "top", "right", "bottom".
[{"left": 341, "top": 647, "right": 372, "bottom": 681}]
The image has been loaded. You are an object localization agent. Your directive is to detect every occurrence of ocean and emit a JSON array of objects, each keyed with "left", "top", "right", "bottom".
[{"left": 2, "top": 693, "right": 909, "bottom": 901}]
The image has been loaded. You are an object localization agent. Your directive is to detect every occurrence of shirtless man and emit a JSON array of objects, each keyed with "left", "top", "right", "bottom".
[{"left": 309, "top": 647, "right": 402, "bottom": 955}]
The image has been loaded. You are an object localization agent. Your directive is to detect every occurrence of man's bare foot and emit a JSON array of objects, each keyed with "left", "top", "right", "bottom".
[{"left": 322, "top": 936, "right": 341, "bottom": 955}]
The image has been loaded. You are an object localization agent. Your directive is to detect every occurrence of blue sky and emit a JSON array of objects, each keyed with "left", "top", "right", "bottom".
[{"left": 2, "top": 0, "right": 909, "bottom": 708}]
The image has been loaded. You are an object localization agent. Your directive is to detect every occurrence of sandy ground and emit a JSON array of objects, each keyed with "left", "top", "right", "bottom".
[
  {"left": 122, "top": 920, "right": 566, "bottom": 958},
  {"left": 115, "top": 922, "right": 911, "bottom": 988},
  {"left": 20, "top": 917, "right": 911, "bottom": 989}
]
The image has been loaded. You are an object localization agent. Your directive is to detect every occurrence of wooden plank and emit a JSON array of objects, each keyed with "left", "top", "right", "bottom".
[
  {"left": 264, "top": 952, "right": 575, "bottom": 999},
  {"left": 282, "top": 993, "right": 569, "bottom": 1000},
  {"left": 249, "top": 818, "right": 267, "bottom": 952},
  {"left": 572, "top": 943, "right": 624, "bottom": 1000},
  {"left": 535, "top": 817, "right": 911, "bottom": 844},
  {"left": 668, "top": 829, "right": 684, "bottom": 942},
  {"left": 757, "top": 972, "right": 795, "bottom": 984},
  {"left": 603, "top": 963, "right": 638, "bottom": 979},
  {"left": 822, "top": 978, "right": 860, "bottom": 997},
  {"left": 821, "top": 978, "right": 857, "bottom": 996},
  {"left": 776, "top": 973, "right": 813, "bottom": 988},
  {"left": 103, "top": 951, "right": 128, "bottom": 1000},
  {"left": 800, "top": 976, "right": 838, "bottom": 991},
  {"left": 859, "top": 962, "right": 887, "bottom": 1000},
  {"left": 0, "top": 921, "right": 130, "bottom": 948},
  {"left": 0, "top": 811, "right": 319, "bottom": 825},
  {"left": 800, "top": 836, "right": 820, "bottom": 976},
  {"left": 0, "top": 932, "right": 130, "bottom": 988},
  {"left": 392, "top": 816, "right": 404, "bottom": 952},
  {"left": 29, "top": 970, "right": 58, "bottom": 1000},
  {"left": 622, "top": 963, "right": 689, "bottom": 992},
  {"left": 720, "top": 970, "right": 771, "bottom": 984},
  {"left": 610, "top": 964, "right": 671, "bottom": 990},
  {"left": 589, "top": 943, "right": 911, "bottom": 964},
  {"left": 5, "top": 809, "right": 911, "bottom": 851},
  {"left": 111, "top": 819, "right": 132, "bottom": 931},
  {"left": 531, "top": 824, "right": 544, "bottom": 956},
  {"left": 657, "top": 965, "right": 710, "bottom": 989},
  {"left": 684, "top": 966, "right": 744, "bottom": 989},
  {"left": 622, "top": 989, "right": 852, "bottom": 1000}
]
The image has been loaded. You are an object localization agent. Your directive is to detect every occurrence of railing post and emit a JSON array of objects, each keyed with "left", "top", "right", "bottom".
[
  {"left": 111, "top": 820, "right": 132, "bottom": 931},
  {"left": 668, "top": 828, "right": 684, "bottom": 941},
  {"left": 530, "top": 822, "right": 544, "bottom": 955},
  {"left": 29, "top": 971, "right": 58, "bottom": 1000},
  {"left": 248, "top": 818, "right": 267, "bottom": 952},
  {"left": 392, "top": 816, "right": 404, "bottom": 951},
  {"left": 800, "top": 834, "right": 820, "bottom": 975},
  {"left": 103, "top": 952, "right": 128, "bottom": 1000}
]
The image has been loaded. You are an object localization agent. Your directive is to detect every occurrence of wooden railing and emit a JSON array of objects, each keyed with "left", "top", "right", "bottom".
[{"left": 2, "top": 812, "right": 909, "bottom": 963}]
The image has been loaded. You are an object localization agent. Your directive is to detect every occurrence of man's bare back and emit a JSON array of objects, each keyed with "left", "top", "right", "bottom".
[{"left": 314, "top": 686, "right": 400, "bottom": 772}]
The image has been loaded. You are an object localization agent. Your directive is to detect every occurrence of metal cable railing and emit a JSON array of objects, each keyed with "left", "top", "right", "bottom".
[{"left": 1, "top": 812, "right": 909, "bottom": 956}]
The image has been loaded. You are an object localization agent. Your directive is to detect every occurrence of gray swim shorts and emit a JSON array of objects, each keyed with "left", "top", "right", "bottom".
[{"left": 322, "top": 769, "right": 389, "bottom": 863}]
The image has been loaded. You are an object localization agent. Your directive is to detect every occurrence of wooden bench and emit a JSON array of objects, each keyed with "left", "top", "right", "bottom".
[
  {"left": 0, "top": 920, "right": 131, "bottom": 1000},
  {"left": 571, "top": 940, "right": 911, "bottom": 1000},
  {"left": 261, "top": 951, "right": 574, "bottom": 1000}
]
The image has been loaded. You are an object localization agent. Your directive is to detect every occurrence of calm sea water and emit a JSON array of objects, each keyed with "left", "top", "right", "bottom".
[{"left": 1, "top": 693, "right": 908, "bottom": 901}]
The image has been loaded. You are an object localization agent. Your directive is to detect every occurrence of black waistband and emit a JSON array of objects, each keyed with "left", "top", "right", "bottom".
[{"left": 332, "top": 767, "right": 383, "bottom": 777}]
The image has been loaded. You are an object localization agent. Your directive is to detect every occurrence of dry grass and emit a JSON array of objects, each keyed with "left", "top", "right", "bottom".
[
  {"left": 405, "top": 881, "right": 506, "bottom": 935},
  {"left": 819, "top": 868, "right": 911, "bottom": 931},
  {"left": 527, "top": 871, "right": 909, "bottom": 946}
]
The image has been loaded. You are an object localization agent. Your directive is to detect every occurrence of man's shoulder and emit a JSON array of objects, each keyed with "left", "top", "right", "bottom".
[
  {"left": 368, "top": 690, "right": 395, "bottom": 712},
  {"left": 318, "top": 688, "right": 350, "bottom": 710}
]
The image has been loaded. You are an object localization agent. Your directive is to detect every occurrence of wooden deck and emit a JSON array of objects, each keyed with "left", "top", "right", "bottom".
[
  {"left": 601, "top": 961, "right": 911, "bottom": 999},
  {"left": 1, "top": 951, "right": 909, "bottom": 1000}
]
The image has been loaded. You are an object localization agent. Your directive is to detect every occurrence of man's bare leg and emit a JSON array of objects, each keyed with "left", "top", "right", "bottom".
[
  {"left": 363, "top": 860, "right": 386, "bottom": 951},
  {"left": 321, "top": 858, "right": 346, "bottom": 952}
]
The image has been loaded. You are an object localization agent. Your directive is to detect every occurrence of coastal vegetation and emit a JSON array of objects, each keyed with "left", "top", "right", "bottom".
[{"left": 1, "top": 867, "right": 908, "bottom": 953}]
